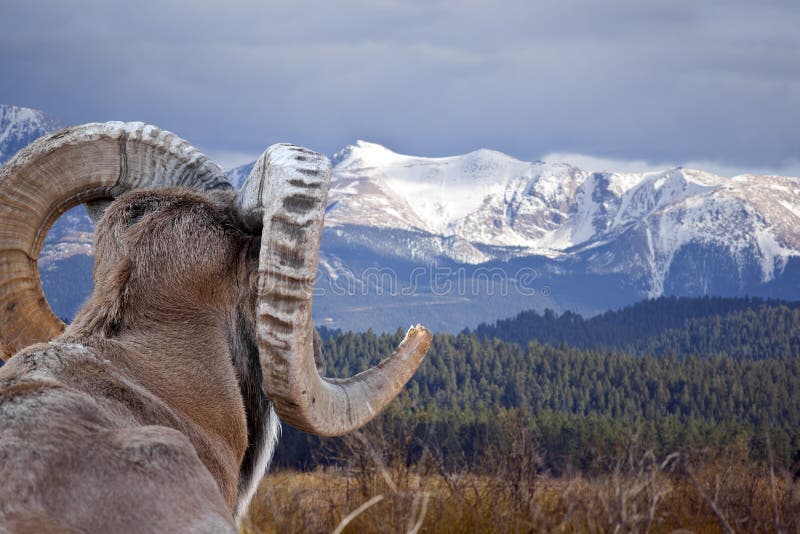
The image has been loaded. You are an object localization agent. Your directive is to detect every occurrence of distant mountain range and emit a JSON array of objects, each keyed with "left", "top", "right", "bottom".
[{"left": 3, "top": 104, "right": 799, "bottom": 332}]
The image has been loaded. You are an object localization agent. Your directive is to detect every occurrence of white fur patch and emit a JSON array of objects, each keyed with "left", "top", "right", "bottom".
[{"left": 234, "top": 406, "right": 280, "bottom": 522}]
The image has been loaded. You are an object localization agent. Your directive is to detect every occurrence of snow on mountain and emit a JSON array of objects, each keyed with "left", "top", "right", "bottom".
[
  {"left": 331, "top": 141, "right": 542, "bottom": 235},
  {"left": 316, "top": 141, "right": 800, "bottom": 297},
  {"left": 0, "top": 105, "right": 64, "bottom": 164},
  {"left": 224, "top": 144, "right": 800, "bottom": 329},
  {"left": 224, "top": 140, "right": 800, "bottom": 299},
  {"left": 330, "top": 141, "right": 599, "bottom": 250},
  {"left": 566, "top": 171, "right": 800, "bottom": 295}
]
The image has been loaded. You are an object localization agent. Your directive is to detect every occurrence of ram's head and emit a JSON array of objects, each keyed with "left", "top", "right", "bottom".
[{"left": 0, "top": 122, "right": 431, "bottom": 437}]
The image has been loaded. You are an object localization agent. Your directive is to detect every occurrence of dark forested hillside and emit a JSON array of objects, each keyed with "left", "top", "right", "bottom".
[
  {"left": 473, "top": 296, "right": 800, "bottom": 357},
  {"left": 275, "top": 322, "right": 800, "bottom": 472},
  {"left": 631, "top": 304, "right": 800, "bottom": 359}
]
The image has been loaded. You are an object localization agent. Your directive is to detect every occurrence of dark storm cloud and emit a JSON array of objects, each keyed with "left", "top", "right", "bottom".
[{"left": 1, "top": 0, "right": 798, "bottom": 171}]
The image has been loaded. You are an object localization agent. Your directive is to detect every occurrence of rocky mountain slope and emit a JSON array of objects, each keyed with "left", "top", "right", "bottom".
[
  {"left": 4, "top": 104, "right": 800, "bottom": 331},
  {"left": 319, "top": 141, "right": 800, "bottom": 291}
]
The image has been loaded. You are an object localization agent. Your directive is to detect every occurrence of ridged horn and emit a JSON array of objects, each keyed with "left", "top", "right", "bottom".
[
  {"left": 0, "top": 122, "right": 232, "bottom": 360},
  {"left": 236, "top": 144, "right": 431, "bottom": 436}
]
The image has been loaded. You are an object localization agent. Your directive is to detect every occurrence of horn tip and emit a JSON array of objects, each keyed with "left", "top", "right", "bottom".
[{"left": 404, "top": 323, "right": 433, "bottom": 355}]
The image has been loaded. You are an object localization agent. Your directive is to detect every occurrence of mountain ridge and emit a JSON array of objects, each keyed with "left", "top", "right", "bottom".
[{"left": 3, "top": 104, "right": 800, "bottom": 331}]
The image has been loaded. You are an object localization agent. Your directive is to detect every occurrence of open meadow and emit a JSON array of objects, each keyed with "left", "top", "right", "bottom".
[{"left": 242, "top": 445, "right": 799, "bottom": 533}]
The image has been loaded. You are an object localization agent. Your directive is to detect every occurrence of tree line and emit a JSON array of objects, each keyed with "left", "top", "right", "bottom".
[
  {"left": 472, "top": 295, "right": 800, "bottom": 358},
  {"left": 278, "top": 298, "right": 800, "bottom": 472}
]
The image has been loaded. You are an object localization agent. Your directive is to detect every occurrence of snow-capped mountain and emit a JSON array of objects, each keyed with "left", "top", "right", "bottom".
[
  {"left": 4, "top": 104, "right": 800, "bottom": 331},
  {"left": 0, "top": 105, "right": 64, "bottom": 163},
  {"left": 328, "top": 141, "right": 587, "bottom": 248},
  {"left": 227, "top": 141, "right": 800, "bottom": 331},
  {"left": 318, "top": 141, "right": 800, "bottom": 294}
]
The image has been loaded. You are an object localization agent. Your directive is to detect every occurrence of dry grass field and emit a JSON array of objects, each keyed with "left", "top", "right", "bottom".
[{"left": 240, "top": 438, "right": 799, "bottom": 533}]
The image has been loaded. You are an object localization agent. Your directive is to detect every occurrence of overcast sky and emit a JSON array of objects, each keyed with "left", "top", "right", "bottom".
[{"left": 1, "top": 0, "right": 798, "bottom": 174}]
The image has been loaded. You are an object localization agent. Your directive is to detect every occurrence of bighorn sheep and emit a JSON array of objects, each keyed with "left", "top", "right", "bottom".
[{"left": 0, "top": 123, "right": 431, "bottom": 531}]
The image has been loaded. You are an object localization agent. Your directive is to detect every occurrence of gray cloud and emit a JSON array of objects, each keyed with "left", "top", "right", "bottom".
[{"left": 1, "top": 0, "right": 798, "bottom": 171}]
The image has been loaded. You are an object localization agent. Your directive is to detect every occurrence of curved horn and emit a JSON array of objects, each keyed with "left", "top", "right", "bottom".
[
  {"left": 0, "top": 122, "right": 231, "bottom": 359},
  {"left": 236, "top": 144, "right": 431, "bottom": 436}
]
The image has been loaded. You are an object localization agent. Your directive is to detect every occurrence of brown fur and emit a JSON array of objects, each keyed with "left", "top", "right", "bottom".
[{"left": 0, "top": 188, "right": 269, "bottom": 532}]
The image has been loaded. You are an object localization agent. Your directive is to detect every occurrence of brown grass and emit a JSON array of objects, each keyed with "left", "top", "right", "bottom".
[{"left": 240, "top": 437, "right": 800, "bottom": 533}]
